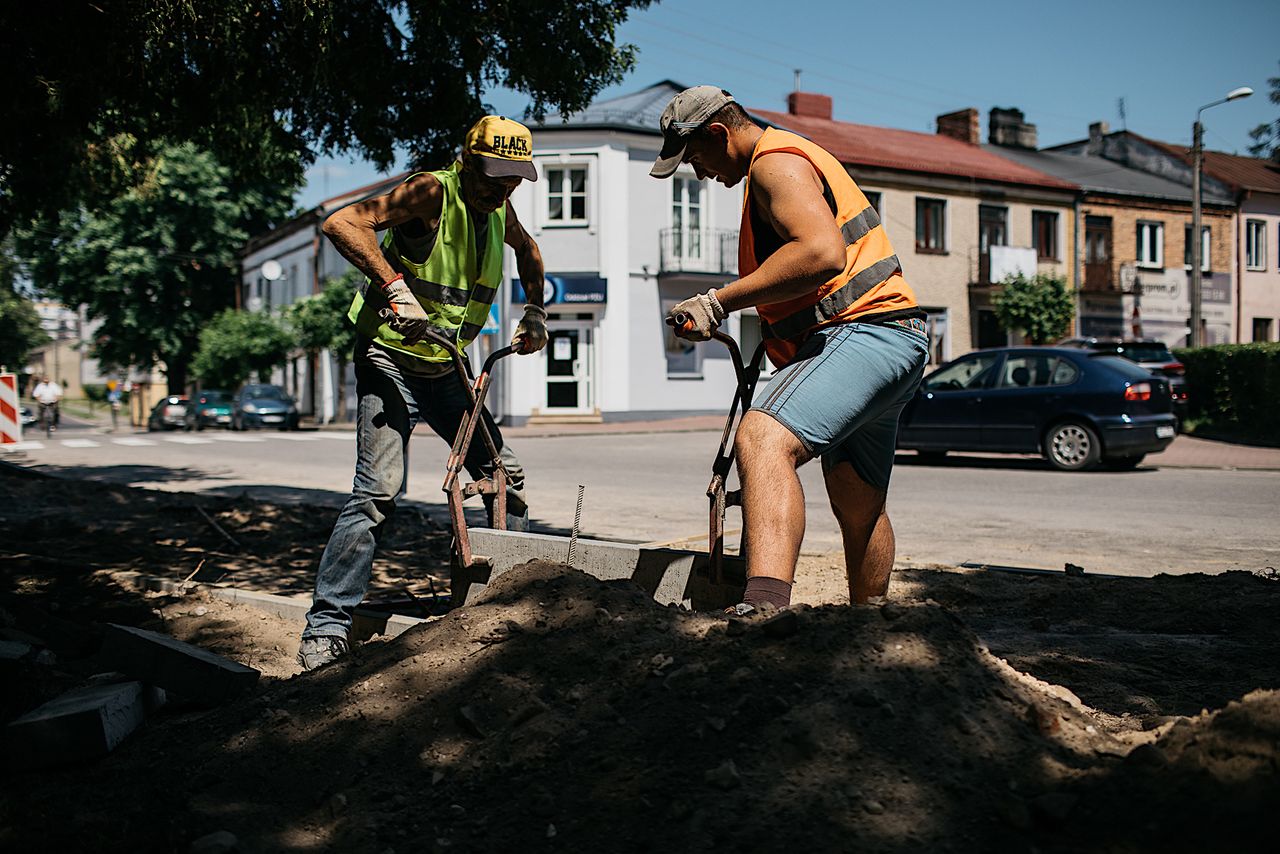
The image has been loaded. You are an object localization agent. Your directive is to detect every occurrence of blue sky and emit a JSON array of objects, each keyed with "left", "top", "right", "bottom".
[{"left": 295, "top": 0, "right": 1279, "bottom": 210}]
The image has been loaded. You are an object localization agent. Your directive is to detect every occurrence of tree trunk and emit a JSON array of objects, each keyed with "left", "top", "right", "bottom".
[
  {"left": 336, "top": 357, "right": 349, "bottom": 422},
  {"left": 307, "top": 350, "right": 317, "bottom": 422},
  {"left": 166, "top": 359, "right": 188, "bottom": 396}
]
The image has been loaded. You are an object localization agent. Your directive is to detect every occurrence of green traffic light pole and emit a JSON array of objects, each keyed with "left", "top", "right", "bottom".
[{"left": 1189, "top": 86, "right": 1252, "bottom": 348}]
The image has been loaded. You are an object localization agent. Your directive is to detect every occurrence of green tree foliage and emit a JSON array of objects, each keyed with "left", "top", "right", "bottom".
[
  {"left": 192, "top": 308, "right": 293, "bottom": 391},
  {"left": 1248, "top": 62, "right": 1280, "bottom": 161},
  {"left": 16, "top": 142, "right": 258, "bottom": 393},
  {"left": 0, "top": 251, "right": 49, "bottom": 369},
  {"left": 993, "top": 273, "right": 1075, "bottom": 345},
  {"left": 287, "top": 272, "right": 360, "bottom": 420},
  {"left": 288, "top": 273, "right": 359, "bottom": 359},
  {"left": 1, "top": 237, "right": 49, "bottom": 370},
  {"left": 0, "top": 288, "right": 48, "bottom": 372},
  {"left": 1, "top": 0, "right": 652, "bottom": 234}
]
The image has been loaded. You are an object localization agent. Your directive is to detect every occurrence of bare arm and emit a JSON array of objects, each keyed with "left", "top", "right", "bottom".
[
  {"left": 320, "top": 174, "right": 445, "bottom": 286},
  {"left": 504, "top": 202, "right": 545, "bottom": 308},
  {"left": 714, "top": 153, "right": 847, "bottom": 313}
]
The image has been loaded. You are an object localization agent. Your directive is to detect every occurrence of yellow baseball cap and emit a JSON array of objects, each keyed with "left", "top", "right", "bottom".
[{"left": 464, "top": 115, "right": 538, "bottom": 182}]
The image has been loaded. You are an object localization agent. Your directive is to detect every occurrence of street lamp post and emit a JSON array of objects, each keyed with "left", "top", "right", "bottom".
[{"left": 1190, "top": 86, "right": 1252, "bottom": 348}]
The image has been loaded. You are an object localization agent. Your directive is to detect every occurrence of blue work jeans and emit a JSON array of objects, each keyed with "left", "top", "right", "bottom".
[{"left": 303, "top": 355, "right": 528, "bottom": 640}]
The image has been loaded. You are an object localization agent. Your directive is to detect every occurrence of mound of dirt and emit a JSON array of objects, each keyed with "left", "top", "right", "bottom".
[{"left": 4, "top": 561, "right": 1276, "bottom": 853}]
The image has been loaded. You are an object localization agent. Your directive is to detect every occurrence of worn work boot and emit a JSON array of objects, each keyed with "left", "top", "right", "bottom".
[
  {"left": 723, "top": 601, "right": 777, "bottom": 618},
  {"left": 296, "top": 636, "right": 349, "bottom": 671}
]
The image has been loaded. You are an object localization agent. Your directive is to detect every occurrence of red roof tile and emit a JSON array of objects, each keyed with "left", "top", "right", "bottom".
[
  {"left": 750, "top": 108, "right": 1077, "bottom": 190},
  {"left": 1131, "top": 133, "right": 1280, "bottom": 195}
]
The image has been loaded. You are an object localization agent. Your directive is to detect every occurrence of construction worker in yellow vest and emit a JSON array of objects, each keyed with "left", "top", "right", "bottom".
[
  {"left": 651, "top": 86, "right": 929, "bottom": 614},
  {"left": 298, "top": 116, "right": 548, "bottom": 670}
]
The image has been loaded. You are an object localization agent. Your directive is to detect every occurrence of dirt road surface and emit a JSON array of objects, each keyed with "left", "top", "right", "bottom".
[{"left": 1, "top": 466, "right": 1277, "bottom": 852}]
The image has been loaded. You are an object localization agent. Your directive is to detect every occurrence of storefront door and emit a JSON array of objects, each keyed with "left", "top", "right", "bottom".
[{"left": 544, "top": 320, "right": 595, "bottom": 414}]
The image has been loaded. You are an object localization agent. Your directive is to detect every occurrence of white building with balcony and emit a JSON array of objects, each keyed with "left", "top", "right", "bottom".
[
  {"left": 241, "top": 80, "right": 754, "bottom": 424},
  {"left": 503, "top": 79, "right": 750, "bottom": 423}
]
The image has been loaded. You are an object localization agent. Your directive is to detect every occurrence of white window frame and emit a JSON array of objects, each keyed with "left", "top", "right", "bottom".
[
  {"left": 916, "top": 197, "right": 947, "bottom": 253},
  {"left": 1245, "top": 219, "right": 1267, "bottom": 271},
  {"left": 863, "top": 189, "right": 883, "bottom": 216},
  {"left": 1032, "top": 209, "right": 1060, "bottom": 262},
  {"left": 542, "top": 162, "right": 590, "bottom": 227},
  {"left": 662, "top": 296, "right": 703, "bottom": 378},
  {"left": 670, "top": 175, "right": 707, "bottom": 263},
  {"left": 1136, "top": 221, "right": 1164, "bottom": 270},
  {"left": 1183, "top": 224, "right": 1210, "bottom": 272}
]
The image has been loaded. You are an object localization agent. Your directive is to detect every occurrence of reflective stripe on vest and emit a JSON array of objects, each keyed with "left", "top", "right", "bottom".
[
  {"left": 761, "top": 253, "right": 904, "bottom": 342},
  {"left": 740, "top": 128, "right": 919, "bottom": 365},
  {"left": 347, "top": 162, "right": 506, "bottom": 362}
]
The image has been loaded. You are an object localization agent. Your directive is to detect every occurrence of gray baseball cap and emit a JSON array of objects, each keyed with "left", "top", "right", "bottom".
[{"left": 650, "top": 85, "right": 736, "bottom": 179}]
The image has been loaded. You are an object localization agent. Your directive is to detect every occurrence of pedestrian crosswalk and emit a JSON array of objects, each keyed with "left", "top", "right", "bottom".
[{"left": 1, "top": 431, "right": 357, "bottom": 453}]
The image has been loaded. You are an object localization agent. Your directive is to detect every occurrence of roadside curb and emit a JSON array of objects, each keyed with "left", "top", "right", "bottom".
[
  {"left": 111, "top": 571, "right": 431, "bottom": 641},
  {"left": 1151, "top": 462, "right": 1280, "bottom": 472}
]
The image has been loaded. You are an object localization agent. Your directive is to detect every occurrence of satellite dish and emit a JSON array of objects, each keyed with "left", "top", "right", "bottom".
[{"left": 261, "top": 260, "right": 283, "bottom": 281}]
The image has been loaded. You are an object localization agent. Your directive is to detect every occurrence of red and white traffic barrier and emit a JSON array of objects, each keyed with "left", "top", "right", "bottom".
[{"left": 0, "top": 373, "right": 21, "bottom": 444}]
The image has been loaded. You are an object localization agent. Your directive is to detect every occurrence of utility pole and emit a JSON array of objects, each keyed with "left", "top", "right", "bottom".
[
  {"left": 1190, "top": 118, "right": 1203, "bottom": 348},
  {"left": 1189, "top": 86, "right": 1252, "bottom": 348}
]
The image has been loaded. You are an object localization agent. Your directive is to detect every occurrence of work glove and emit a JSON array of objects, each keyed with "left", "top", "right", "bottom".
[
  {"left": 512, "top": 304, "right": 548, "bottom": 354},
  {"left": 376, "top": 275, "right": 432, "bottom": 344},
  {"left": 666, "top": 289, "right": 727, "bottom": 342}
]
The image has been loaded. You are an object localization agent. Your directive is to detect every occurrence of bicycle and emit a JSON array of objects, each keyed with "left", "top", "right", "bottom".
[{"left": 37, "top": 402, "right": 58, "bottom": 438}]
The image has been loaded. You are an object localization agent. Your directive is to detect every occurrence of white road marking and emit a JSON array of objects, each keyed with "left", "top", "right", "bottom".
[
  {"left": 213, "top": 434, "right": 266, "bottom": 443},
  {"left": 0, "top": 441, "right": 44, "bottom": 451},
  {"left": 113, "top": 437, "right": 157, "bottom": 446},
  {"left": 313, "top": 432, "right": 355, "bottom": 440},
  {"left": 273, "top": 434, "right": 321, "bottom": 441},
  {"left": 165, "top": 436, "right": 213, "bottom": 445},
  {"left": 61, "top": 439, "right": 101, "bottom": 448}
]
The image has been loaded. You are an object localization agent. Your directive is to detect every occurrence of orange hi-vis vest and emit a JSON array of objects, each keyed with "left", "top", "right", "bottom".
[{"left": 739, "top": 128, "right": 920, "bottom": 367}]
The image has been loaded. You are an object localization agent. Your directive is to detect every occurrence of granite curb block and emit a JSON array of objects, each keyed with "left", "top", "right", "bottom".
[
  {"left": 5, "top": 680, "right": 166, "bottom": 769},
  {"left": 110, "top": 571, "right": 430, "bottom": 641}
]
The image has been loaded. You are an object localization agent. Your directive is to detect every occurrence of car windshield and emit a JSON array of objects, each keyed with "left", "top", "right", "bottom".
[
  {"left": 1090, "top": 354, "right": 1156, "bottom": 381},
  {"left": 242, "top": 385, "right": 287, "bottom": 400},
  {"left": 1115, "top": 344, "right": 1174, "bottom": 362},
  {"left": 924, "top": 353, "right": 1000, "bottom": 391},
  {"left": 200, "top": 392, "right": 229, "bottom": 404}
]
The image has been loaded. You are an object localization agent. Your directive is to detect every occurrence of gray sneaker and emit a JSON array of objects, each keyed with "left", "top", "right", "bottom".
[
  {"left": 723, "top": 601, "right": 777, "bottom": 618},
  {"left": 297, "top": 636, "right": 349, "bottom": 671}
]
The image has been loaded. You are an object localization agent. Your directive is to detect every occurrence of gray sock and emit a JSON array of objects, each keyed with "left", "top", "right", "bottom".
[{"left": 743, "top": 576, "right": 793, "bottom": 610}]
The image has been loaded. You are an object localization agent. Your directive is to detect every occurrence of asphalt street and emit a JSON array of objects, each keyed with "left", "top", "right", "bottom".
[{"left": 4, "top": 423, "right": 1277, "bottom": 578}]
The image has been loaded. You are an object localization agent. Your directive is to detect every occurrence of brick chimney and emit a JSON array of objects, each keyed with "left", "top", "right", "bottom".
[
  {"left": 936, "top": 108, "right": 980, "bottom": 145},
  {"left": 988, "top": 107, "right": 1038, "bottom": 149},
  {"left": 1087, "top": 121, "right": 1110, "bottom": 155},
  {"left": 787, "top": 91, "right": 833, "bottom": 120}
]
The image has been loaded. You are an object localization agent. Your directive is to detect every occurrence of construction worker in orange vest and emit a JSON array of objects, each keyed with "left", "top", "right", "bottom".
[{"left": 651, "top": 86, "right": 929, "bottom": 612}]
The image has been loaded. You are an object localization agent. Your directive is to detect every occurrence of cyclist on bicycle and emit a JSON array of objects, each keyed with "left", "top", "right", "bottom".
[{"left": 32, "top": 376, "right": 63, "bottom": 433}]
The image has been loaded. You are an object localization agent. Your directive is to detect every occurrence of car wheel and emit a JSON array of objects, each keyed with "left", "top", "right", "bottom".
[
  {"left": 1103, "top": 455, "right": 1145, "bottom": 471},
  {"left": 917, "top": 450, "right": 948, "bottom": 464},
  {"left": 1044, "top": 421, "right": 1101, "bottom": 471}
]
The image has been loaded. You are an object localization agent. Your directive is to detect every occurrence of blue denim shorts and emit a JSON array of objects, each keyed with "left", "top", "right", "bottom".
[{"left": 753, "top": 318, "right": 929, "bottom": 491}]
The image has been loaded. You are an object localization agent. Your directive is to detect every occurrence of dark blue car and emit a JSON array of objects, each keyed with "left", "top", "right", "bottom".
[
  {"left": 897, "top": 347, "right": 1177, "bottom": 471},
  {"left": 231, "top": 383, "right": 300, "bottom": 431}
]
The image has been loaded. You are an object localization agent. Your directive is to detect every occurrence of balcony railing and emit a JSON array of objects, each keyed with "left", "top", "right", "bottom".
[{"left": 659, "top": 227, "right": 738, "bottom": 275}]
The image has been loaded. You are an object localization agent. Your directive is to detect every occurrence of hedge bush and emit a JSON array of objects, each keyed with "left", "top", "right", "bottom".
[{"left": 1173, "top": 343, "right": 1280, "bottom": 441}]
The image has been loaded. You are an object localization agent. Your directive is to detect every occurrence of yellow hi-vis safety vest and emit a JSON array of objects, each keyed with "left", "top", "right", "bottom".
[{"left": 348, "top": 162, "right": 506, "bottom": 362}]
